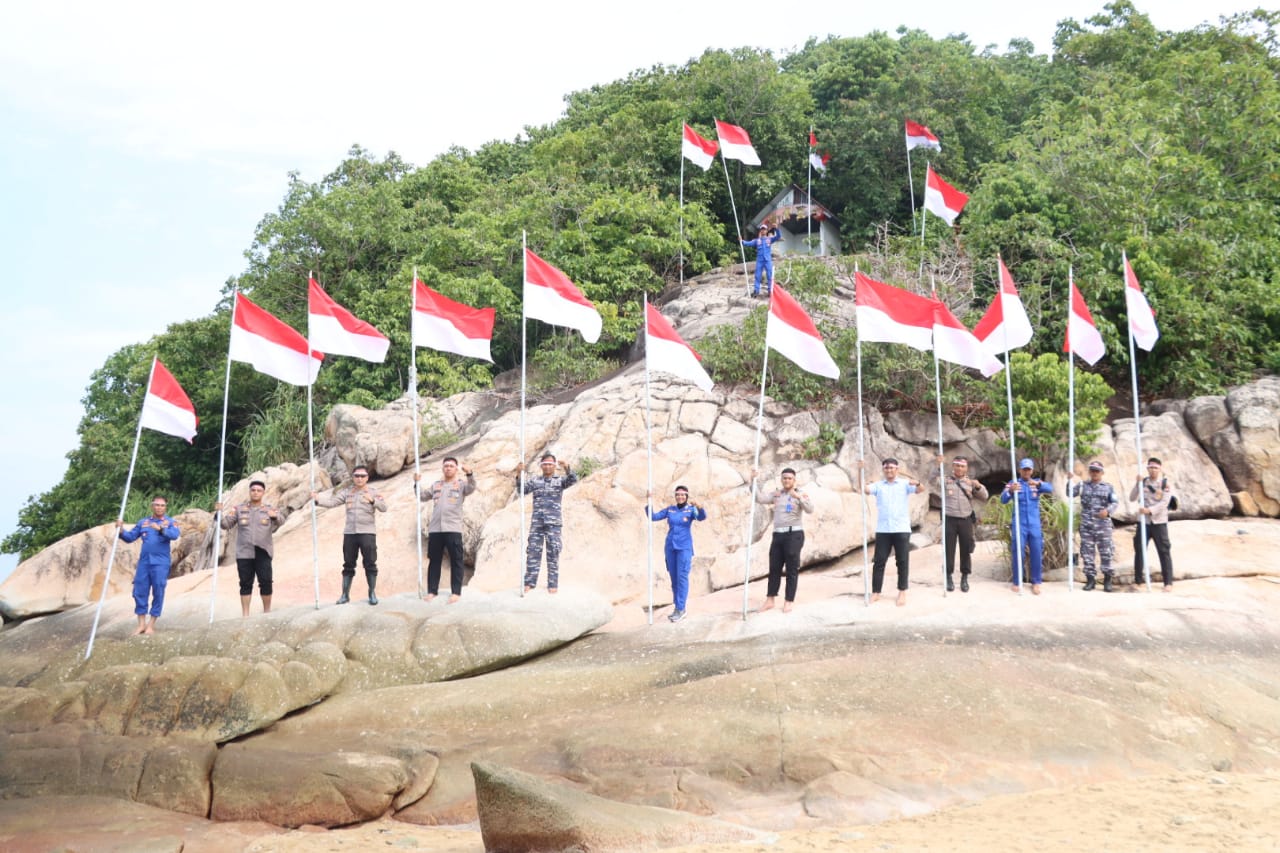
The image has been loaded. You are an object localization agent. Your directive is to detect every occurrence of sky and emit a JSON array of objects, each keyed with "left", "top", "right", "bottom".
[{"left": 0, "top": 0, "right": 1249, "bottom": 583}]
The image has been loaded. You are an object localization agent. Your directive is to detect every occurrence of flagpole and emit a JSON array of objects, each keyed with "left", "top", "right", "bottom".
[
  {"left": 743, "top": 312, "right": 771, "bottom": 620},
  {"left": 856, "top": 334, "right": 871, "bottom": 608},
  {"left": 1006, "top": 261, "right": 1026, "bottom": 596},
  {"left": 930, "top": 277, "right": 947, "bottom": 597},
  {"left": 519, "top": 232, "right": 529, "bottom": 596},
  {"left": 643, "top": 294, "right": 655, "bottom": 625},
  {"left": 906, "top": 144, "right": 917, "bottom": 220},
  {"left": 1065, "top": 267, "right": 1077, "bottom": 594},
  {"left": 410, "top": 268, "right": 425, "bottom": 599},
  {"left": 807, "top": 126, "right": 813, "bottom": 254},
  {"left": 208, "top": 292, "right": 237, "bottom": 624},
  {"left": 306, "top": 272, "right": 321, "bottom": 610},
  {"left": 85, "top": 356, "right": 155, "bottom": 659},
  {"left": 1125, "top": 250, "right": 1150, "bottom": 591},
  {"left": 679, "top": 133, "right": 686, "bottom": 289},
  {"left": 720, "top": 150, "right": 752, "bottom": 297},
  {"left": 918, "top": 164, "right": 929, "bottom": 285}
]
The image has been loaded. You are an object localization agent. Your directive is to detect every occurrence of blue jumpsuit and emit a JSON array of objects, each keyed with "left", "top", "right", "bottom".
[
  {"left": 742, "top": 231, "right": 783, "bottom": 295},
  {"left": 1000, "top": 477, "right": 1053, "bottom": 584},
  {"left": 119, "top": 515, "right": 180, "bottom": 617},
  {"left": 649, "top": 502, "right": 707, "bottom": 612}
]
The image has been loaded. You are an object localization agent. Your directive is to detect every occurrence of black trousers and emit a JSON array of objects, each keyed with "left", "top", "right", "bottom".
[
  {"left": 1133, "top": 523, "right": 1173, "bottom": 585},
  {"left": 237, "top": 547, "right": 273, "bottom": 595},
  {"left": 943, "top": 515, "right": 976, "bottom": 576},
  {"left": 427, "top": 531, "right": 465, "bottom": 596},
  {"left": 341, "top": 533, "right": 377, "bottom": 576},
  {"left": 767, "top": 530, "right": 805, "bottom": 601},
  {"left": 872, "top": 532, "right": 911, "bottom": 592}
]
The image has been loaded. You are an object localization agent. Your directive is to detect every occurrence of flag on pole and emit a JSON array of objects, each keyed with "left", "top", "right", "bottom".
[
  {"left": 807, "top": 130, "right": 829, "bottom": 174},
  {"left": 139, "top": 358, "right": 198, "bottom": 442},
  {"left": 923, "top": 165, "right": 968, "bottom": 226},
  {"left": 1124, "top": 256, "right": 1159, "bottom": 351},
  {"left": 905, "top": 119, "right": 942, "bottom": 152},
  {"left": 714, "top": 119, "right": 761, "bottom": 166},
  {"left": 1064, "top": 281, "right": 1106, "bottom": 366},
  {"left": 524, "top": 248, "right": 602, "bottom": 343},
  {"left": 307, "top": 277, "right": 390, "bottom": 363},
  {"left": 854, "top": 272, "right": 935, "bottom": 350},
  {"left": 974, "top": 258, "right": 1035, "bottom": 354},
  {"left": 765, "top": 285, "right": 840, "bottom": 379},
  {"left": 682, "top": 123, "right": 718, "bottom": 171},
  {"left": 413, "top": 279, "right": 496, "bottom": 361},
  {"left": 229, "top": 293, "right": 323, "bottom": 386},
  {"left": 645, "top": 303, "right": 713, "bottom": 391},
  {"left": 933, "top": 300, "right": 1003, "bottom": 377}
]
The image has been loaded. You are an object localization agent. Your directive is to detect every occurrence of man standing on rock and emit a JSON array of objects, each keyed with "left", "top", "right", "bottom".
[
  {"left": 741, "top": 224, "right": 783, "bottom": 298},
  {"left": 312, "top": 465, "right": 386, "bottom": 605},
  {"left": 116, "top": 496, "right": 180, "bottom": 635},
  {"left": 934, "top": 454, "right": 988, "bottom": 593},
  {"left": 1131, "top": 457, "right": 1175, "bottom": 591},
  {"left": 861, "top": 458, "right": 920, "bottom": 606},
  {"left": 414, "top": 457, "right": 476, "bottom": 603},
  {"left": 217, "top": 479, "right": 287, "bottom": 616},
  {"left": 647, "top": 485, "right": 707, "bottom": 622},
  {"left": 1069, "top": 462, "right": 1118, "bottom": 592},
  {"left": 1000, "top": 458, "right": 1054, "bottom": 595},
  {"left": 754, "top": 467, "right": 814, "bottom": 613},
  {"left": 520, "top": 454, "right": 577, "bottom": 594}
]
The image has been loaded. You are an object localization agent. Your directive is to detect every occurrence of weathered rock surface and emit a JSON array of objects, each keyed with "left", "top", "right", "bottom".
[{"left": 472, "top": 760, "right": 764, "bottom": 852}]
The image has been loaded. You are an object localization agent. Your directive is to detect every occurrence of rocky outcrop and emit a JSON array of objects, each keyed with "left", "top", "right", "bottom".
[{"left": 1178, "top": 377, "right": 1280, "bottom": 517}]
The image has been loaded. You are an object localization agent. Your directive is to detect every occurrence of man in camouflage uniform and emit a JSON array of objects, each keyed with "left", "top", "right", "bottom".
[
  {"left": 1069, "top": 461, "right": 1118, "bottom": 591},
  {"left": 217, "top": 479, "right": 288, "bottom": 617},
  {"left": 520, "top": 453, "right": 577, "bottom": 593}
]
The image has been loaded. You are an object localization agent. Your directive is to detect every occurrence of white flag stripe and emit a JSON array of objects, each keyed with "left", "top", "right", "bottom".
[
  {"left": 1126, "top": 286, "right": 1160, "bottom": 351},
  {"left": 682, "top": 137, "right": 715, "bottom": 170},
  {"left": 855, "top": 305, "right": 934, "bottom": 350},
  {"left": 308, "top": 313, "right": 390, "bottom": 362},
  {"left": 139, "top": 394, "right": 197, "bottom": 442},
  {"left": 412, "top": 311, "right": 494, "bottom": 362},
  {"left": 229, "top": 325, "right": 322, "bottom": 386},
  {"left": 979, "top": 291, "right": 1035, "bottom": 355},
  {"left": 647, "top": 334, "right": 713, "bottom": 391},
  {"left": 524, "top": 283, "right": 603, "bottom": 343},
  {"left": 766, "top": 315, "right": 840, "bottom": 379},
  {"left": 934, "top": 324, "right": 1003, "bottom": 377},
  {"left": 1069, "top": 312, "right": 1106, "bottom": 366}
]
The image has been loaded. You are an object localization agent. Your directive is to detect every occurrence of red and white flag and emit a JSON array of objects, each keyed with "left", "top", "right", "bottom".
[
  {"left": 933, "top": 300, "right": 1003, "bottom": 377},
  {"left": 1063, "top": 281, "right": 1106, "bottom": 366},
  {"left": 905, "top": 119, "right": 941, "bottom": 152},
  {"left": 765, "top": 285, "right": 839, "bottom": 379},
  {"left": 682, "top": 123, "right": 718, "bottom": 171},
  {"left": 229, "top": 292, "right": 323, "bottom": 386},
  {"left": 923, "top": 165, "right": 968, "bottom": 226},
  {"left": 807, "top": 130, "right": 829, "bottom": 174},
  {"left": 974, "top": 258, "right": 1035, "bottom": 355},
  {"left": 307, "top": 277, "right": 390, "bottom": 363},
  {"left": 139, "top": 357, "right": 197, "bottom": 443},
  {"left": 413, "top": 279, "right": 495, "bottom": 362},
  {"left": 645, "top": 303, "right": 713, "bottom": 391},
  {"left": 1124, "top": 256, "right": 1159, "bottom": 351},
  {"left": 854, "top": 272, "right": 934, "bottom": 351},
  {"left": 714, "top": 119, "right": 761, "bottom": 166},
  {"left": 524, "top": 248, "right": 602, "bottom": 343}
]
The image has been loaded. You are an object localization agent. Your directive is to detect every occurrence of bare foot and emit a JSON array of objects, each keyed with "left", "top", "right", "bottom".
[
  {"left": 523, "top": 586, "right": 534, "bottom": 594},
  {"left": 761, "top": 597, "right": 776, "bottom": 611},
  {"left": 548, "top": 588, "right": 558, "bottom": 595},
  {"left": 1010, "top": 584, "right": 1021, "bottom": 592},
  {"left": 870, "top": 593, "right": 881, "bottom": 602},
  {"left": 782, "top": 600, "right": 793, "bottom": 613},
  {"left": 424, "top": 593, "right": 437, "bottom": 602},
  {"left": 448, "top": 594, "right": 460, "bottom": 604},
  {"left": 1163, "top": 584, "right": 1173, "bottom": 592},
  {"left": 142, "top": 626, "right": 155, "bottom": 636},
  {"left": 1031, "top": 584, "right": 1042, "bottom": 595},
  {"left": 131, "top": 624, "right": 146, "bottom": 636},
  {"left": 896, "top": 591, "right": 907, "bottom": 607}
]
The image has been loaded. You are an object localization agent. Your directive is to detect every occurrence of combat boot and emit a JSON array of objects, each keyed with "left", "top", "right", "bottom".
[
  {"left": 1103, "top": 574, "right": 1114, "bottom": 593},
  {"left": 1083, "top": 576, "right": 1096, "bottom": 591},
  {"left": 336, "top": 575, "right": 352, "bottom": 605}
]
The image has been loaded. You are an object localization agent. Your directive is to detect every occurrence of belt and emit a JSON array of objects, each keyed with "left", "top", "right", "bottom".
[{"left": 773, "top": 526, "right": 803, "bottom": 533}]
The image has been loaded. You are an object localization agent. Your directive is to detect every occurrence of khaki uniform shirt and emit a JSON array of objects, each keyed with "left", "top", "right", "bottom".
[
  {"left": 757, "top": 487, "right": 814, "bottom": 529},
  {"left": 220, "top": 502, "right": 287, "bottom": 558},
  {"left": 935, "top": 473, "right": 988, "bottom": 519},
  {"left": 316, "top": 486, "right": 387, "bottom": 534},
  {"left": 1130, "top": 477, "right": 1173, "bottom": 525},
  {"left": 418, "top": 474, "right": 476, "bottom": 533}
]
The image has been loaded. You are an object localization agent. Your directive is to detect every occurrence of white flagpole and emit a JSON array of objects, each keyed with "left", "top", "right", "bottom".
[
  {"left": 644, "top": 294, "right": 655, "bottom": 625},
  {"left": 856, "top": 335, "right": 871, "bottom": 608},
  {"left": 906, "top": 143, "right": 917, "bottom": 220},
  {"left": 85, "top": 356, "right": 155, "bottom": 659},
  {"left": 720, "top": 151, "right": 752, "bottom": 297},
  {"left": 1006, "top": 261, "right": 1026, "bottom": 596},
  {"left": 679, "top": 134, "right": 686, "bottom": 289},
  {"left": 930, "top": 276, "right": 947, "bottom": 597},
  {"left": 208, "top": 291, "right": 237, "bottom": 624},
  {"left": 807, "top": 126, "right": 813, "bottom": 254},
  {"left": 306, "top": 272, "right": 321, "bottom": 609},
  {"left": 1066, "top": 266, "right": 1077, "bottom": 594},
  {"left": 918, "top": 164, "right": 929, "bottom": 284},
  {"left": 411, "top": 268, "right": 424, "bottom": 598},
  {"left": 742, "top": 307, "right": 771, "bottom": 620},
  {"left": 519, "top": 232, "right": 529, "bottom": 596},
  {"left": 1125, "top": 250, "right": 1151, "bottom": 591}
]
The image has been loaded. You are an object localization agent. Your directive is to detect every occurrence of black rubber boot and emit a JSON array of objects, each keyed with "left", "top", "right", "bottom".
[
  {"left": 1103, "top": 574, "right": 1114, "bottom": 593},
  {"left": 946, "top": 573, "right": 955, "bottom": 592},
  {"left": 1083, "top": 576, "right": 1096, "bottom": 591},
  {"left": 366, "top": 571, "right": 378, "bottom": 605},
  {"left": 336, "top": 575, "right": 352, "bottom": 605},
  {"left": 960, "top": 574, "right": 969, "bottom": 593}
]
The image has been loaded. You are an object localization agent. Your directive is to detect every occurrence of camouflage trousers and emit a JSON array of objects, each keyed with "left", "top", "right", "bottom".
[
  {"left": 1079, "top": 517, "right": 1115, "bottom": 577},
  {"left": 524, "top": 524, "right": 563, "bottom": 589}
]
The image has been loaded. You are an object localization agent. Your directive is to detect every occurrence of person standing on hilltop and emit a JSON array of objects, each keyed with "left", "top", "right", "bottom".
[
  {"left": 312, "top": 465, "right": 386, "bottom": 605},
  {"left": 217, "top": 479, "right": 287, "bottom": 616},
  {"left": 647, "top": 485, "right": 707, "bottom": 622},
  {"left": 116, "top": 495, "right": 180, "bottom": 635},
  {"left": 414, "top": 457, "right": 476, "bottom": 604},
  {"left": 517, "top": 453, "right": 578, "bottom": 594},
  {"left": 742, "top": 223, "right": 783, "bottom": 298},
  {"left": 1069, "top": 462, "right": 1118, "bottom": 592},
  {"left": 1000, "top": 458, "right": 1054, "bottom": 595},
  {"left": 861, "top": 458, "right": 920, "bottom": 606}
]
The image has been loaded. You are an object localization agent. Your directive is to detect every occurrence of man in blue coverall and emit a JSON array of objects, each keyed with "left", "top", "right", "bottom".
[
  {"left": 1000, "top": 458, "right": 1054, "bottom": 594},
  {"left": 647, "top": 485, "right": 707, "bottom": 622},
  {"left": 116, "top": 495, "right": 181, "bottom": 635},
  {"left": 742, "top": 224, "right": 783, "bottom": 297}
]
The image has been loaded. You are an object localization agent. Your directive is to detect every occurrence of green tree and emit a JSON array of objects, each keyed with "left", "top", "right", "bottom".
[{"left": 985, "top": 352, "right": 1112, "bottom": 468}]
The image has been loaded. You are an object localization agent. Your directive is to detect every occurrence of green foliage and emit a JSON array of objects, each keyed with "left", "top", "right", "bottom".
[
  {"left": 418, "top": 402, "right": 461, "bottom": 455},
  {"left": 242, "top": 386, "right": 313, "bottom": 473},
  {"left": 529, "top": 335, "right": 620, "bottom": 393},
  {"left": 984, "top": 353, "right": 1112, "bottom": 467},
  {"left": 982, "top": 492, "right": 1073, "bottom": 573},
  {"left": 574, "top": 457, "right": 602, "bottom": 479},
  {"left": 802, "top": 422, "right": 845, "bottom": 462}
]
